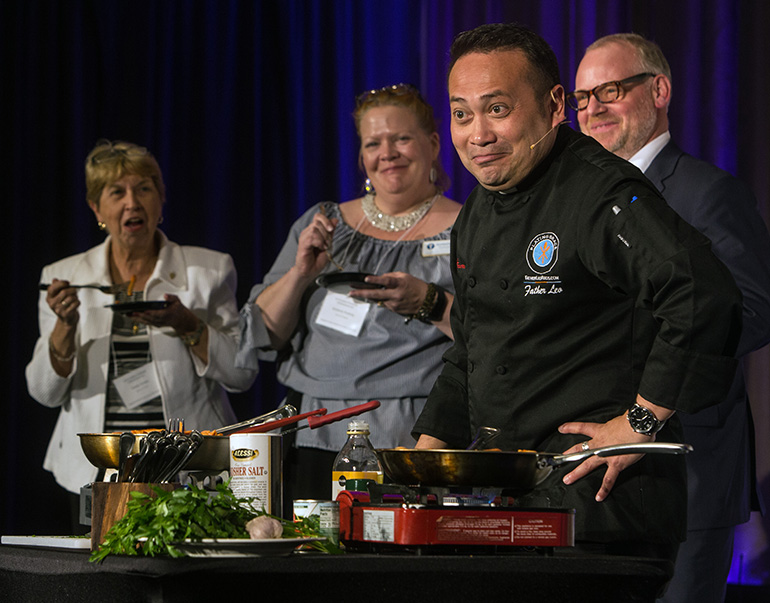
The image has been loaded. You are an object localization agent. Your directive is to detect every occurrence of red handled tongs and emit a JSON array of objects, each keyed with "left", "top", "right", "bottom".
[{"left": 233, "top": 400, "right": 380, "bottom": 435}]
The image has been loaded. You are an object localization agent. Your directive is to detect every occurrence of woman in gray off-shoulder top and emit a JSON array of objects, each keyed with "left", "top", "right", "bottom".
[{"left": 237, "top": 84, "right": 462, "bottom": 508}]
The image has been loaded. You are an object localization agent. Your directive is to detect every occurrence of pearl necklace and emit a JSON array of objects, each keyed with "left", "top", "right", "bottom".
[{"left": 361, "top": 193, "right": 438, "bottom": 232}]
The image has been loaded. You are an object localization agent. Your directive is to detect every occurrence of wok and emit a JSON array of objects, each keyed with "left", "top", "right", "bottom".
[
  {"left": 79, "top": 432, "right": 230, "bottom": 471},
  {"left": 377, "top": 442, "right": 692, "bottom": 491}
]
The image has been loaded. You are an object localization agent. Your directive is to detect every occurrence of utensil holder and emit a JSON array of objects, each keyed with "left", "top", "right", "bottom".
[{"left": 90, "top": 482, "right": 179, "bottom": 550}]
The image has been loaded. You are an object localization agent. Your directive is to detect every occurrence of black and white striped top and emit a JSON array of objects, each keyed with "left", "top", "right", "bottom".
[{"left": 104, "top": 291, "right": 164, "bottom": 432}]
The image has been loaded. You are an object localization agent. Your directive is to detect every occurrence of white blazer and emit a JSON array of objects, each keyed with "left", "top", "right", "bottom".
[{"left": 26, "top": 233, "right": 257, "bottom": 493}]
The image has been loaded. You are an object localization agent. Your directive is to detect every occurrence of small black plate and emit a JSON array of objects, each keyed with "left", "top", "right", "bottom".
[
  {"left": 315, "top": 272, "right": 386, "bottom": 294},
  {"left": 105, "top": 301, "right": 170, "bottom": 314}
]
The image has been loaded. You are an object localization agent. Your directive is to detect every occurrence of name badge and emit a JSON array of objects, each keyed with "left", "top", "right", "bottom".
[
  {"left": 113, "top": 363, "right": 162, "bottom": 409},
  {"left": 315, "top": 291, "right": 370, "bottom": 336},
  {"left": 422, "top": 240, "right": 450, "bottom": 257}
]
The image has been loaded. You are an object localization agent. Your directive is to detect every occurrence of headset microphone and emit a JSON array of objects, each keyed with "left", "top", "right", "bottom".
[{"left": 529, "top": 119, "right": 570, "bottom": 151}]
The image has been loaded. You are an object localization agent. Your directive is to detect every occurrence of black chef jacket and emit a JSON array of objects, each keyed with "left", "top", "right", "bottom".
[{"left": 413, "top": 127, "right": 742, "bottom": 545}]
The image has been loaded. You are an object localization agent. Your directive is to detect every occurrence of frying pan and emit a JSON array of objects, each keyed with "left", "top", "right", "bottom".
[{"left": 377, "top": 442, "right": 692, "bottom": 491}]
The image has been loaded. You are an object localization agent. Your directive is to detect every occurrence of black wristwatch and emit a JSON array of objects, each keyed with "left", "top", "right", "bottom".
[{"left": 627, "top": 403, "right": 666, "bottom": 436}]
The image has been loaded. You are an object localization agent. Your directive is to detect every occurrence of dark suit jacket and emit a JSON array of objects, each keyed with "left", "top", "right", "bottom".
[{"left": 645, "top": 140, "right": 770, "bottom": 530}]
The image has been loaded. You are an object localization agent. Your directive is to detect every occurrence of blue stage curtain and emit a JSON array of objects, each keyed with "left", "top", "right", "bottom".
[{"left": 3, "top": 2, "right": 769, "bottom": 581}]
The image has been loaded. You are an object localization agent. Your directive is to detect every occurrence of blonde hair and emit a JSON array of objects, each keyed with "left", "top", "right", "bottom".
[
  {"left": 85, "top": 139, "right": 165, "bottom": 207},
  {"left": 353, "top": 84, "right": 450, "bottom": 192}
]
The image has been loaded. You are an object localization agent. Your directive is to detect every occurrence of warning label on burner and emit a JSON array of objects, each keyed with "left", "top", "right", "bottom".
[
  {"left": 432, "top": 513, "right": 569, "bottom": 545},
  {"left": 435, "top": 515, "right": 513, "bottom": 542},
  {"left": 362, "top": 509, "right": 395, "bottom": 542},
  {"left": 513, "top": 518, "right": 560, "bottom": 541}
]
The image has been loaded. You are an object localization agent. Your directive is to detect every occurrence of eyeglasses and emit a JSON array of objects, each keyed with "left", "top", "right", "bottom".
[
  {"left": 566, "top": 73, "right": 656, "bottom": 111},
  {"left": 355, "top": 83, "right": 423, "bottom": 107},
  {"left": 89, "top": 139, "right": 150, "bottom": 165}
]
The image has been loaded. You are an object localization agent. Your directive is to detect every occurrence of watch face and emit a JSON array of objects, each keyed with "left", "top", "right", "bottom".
[{"left": 628, "top": 405, "right": 657, "bottom": 434}]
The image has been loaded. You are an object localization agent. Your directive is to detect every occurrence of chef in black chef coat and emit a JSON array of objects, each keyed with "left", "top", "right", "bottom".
[{"left": 413, "top": 23, "right": 742, "bottom": 567}]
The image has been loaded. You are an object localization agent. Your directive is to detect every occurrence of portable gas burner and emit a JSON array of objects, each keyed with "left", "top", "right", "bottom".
[{"left": 338, "top": 484, "right": 575, "bottom": 554}]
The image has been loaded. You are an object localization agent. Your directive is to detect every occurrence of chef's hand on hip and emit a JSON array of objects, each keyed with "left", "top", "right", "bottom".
[{"left": 557, "top": 413, "right": 652, "bottom": 502}]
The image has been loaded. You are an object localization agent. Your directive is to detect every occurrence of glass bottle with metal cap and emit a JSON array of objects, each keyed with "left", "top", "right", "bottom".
[{"left": 331, "top": 420, "right": 383, "bottom": 500}]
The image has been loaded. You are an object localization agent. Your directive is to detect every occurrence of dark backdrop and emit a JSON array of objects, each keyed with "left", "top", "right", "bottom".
[{"left": 3, "top": 0, "right": 769, "bottom": 584}]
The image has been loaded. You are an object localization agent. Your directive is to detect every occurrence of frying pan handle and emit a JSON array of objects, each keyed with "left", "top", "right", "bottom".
[
  {"left": 547, "top": 442, "right": 693, "bottom": 466},
  {"left": 306, "top": 400, "right": 381, "bottom": 429}
]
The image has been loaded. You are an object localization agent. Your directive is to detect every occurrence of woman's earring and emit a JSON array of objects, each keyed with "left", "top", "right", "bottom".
[
  {"left": 97, "top": 221, "right": 107, "bottom": 231},
  {"left": 429, "top": 167, "right": 437, "bottom": 183},
  {"left": 364, "top": 178, "right": 375, "bottom": 194},
  {"left": 158, "top": 216, "right": 164, "bottom": 225}
]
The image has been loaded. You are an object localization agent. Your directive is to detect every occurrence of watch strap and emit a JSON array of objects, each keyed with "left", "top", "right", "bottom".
[{"left": 627, "top": 402, "right": 665, "bottom": 435}]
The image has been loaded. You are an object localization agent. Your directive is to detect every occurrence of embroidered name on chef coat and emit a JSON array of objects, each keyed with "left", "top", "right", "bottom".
[{"left": 523, "top": 232, "right": 563, "bottom": 296}]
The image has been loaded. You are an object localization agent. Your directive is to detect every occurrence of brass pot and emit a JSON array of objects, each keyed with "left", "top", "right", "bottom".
[{"left": 78, "top": 432, "right": 230, "bottom": 471}]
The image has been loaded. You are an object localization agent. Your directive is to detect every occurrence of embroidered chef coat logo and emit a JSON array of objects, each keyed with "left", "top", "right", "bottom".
[{"left": 526, "top": 232, "right": 559, "bottom": 275}]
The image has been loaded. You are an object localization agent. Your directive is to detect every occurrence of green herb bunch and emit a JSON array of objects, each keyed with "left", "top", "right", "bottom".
[
  {"left": 284, "top": 514, "right": 343, "bottom": 554},
  {"left": 90, "top": 482, "right": 257, "bottom": 562},
  {"left": 90, "top": 482, "right": 343, "bottom": 562}
]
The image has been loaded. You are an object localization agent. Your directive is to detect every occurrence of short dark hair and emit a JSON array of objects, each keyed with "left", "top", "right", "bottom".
[{"left": 448, "top": 23, "right": 561, "bottom": 97}]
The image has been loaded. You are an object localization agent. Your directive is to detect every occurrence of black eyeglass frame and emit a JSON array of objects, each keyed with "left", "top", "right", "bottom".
[{"left": 566, "top": 72, "right": 657, "bottom": 111}]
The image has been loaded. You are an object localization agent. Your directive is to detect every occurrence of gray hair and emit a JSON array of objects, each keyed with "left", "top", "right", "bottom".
[{"left": 587, "top": 33, "right": 672, "bottom": 81}]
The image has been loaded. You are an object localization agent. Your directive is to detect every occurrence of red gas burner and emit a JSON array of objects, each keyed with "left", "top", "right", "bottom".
[{"left": 338, "top": 484, "right": 575, "bottom": 554}]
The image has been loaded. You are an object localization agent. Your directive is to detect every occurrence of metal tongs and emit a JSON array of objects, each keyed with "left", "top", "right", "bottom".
[
  {"left": 216, "top": 405, "right": 299, "bottom": 435},
  {"left": 466, "top": 426, "right": 501, "bottom": 450},
  {"left": 231, "top": 400, "right": 381, "bottom": 435}
]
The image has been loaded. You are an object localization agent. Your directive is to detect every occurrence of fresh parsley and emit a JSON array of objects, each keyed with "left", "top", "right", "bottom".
[{"left": 89, "top": 482, "right": 341, "bottom": 562}]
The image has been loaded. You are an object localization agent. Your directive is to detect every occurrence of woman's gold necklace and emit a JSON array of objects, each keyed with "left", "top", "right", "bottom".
[{"left": 361, "top": 193, "right": 438, "bottom": 232}]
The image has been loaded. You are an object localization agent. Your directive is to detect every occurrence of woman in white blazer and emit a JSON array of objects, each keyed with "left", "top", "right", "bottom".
[{"left": 25, "top": 140, "right": 257, "bottom": 517}]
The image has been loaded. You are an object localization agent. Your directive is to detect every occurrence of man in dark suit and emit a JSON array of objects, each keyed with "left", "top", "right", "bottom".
[{"left": 573, "top": 33, "right": 770, "bottom": 603}]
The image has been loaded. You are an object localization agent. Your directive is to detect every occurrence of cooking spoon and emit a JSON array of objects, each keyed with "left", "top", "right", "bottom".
[
  {"left": 129, "top": 430, "right": 163, "bottom": 482},
  {"left": 159, "top": 431, "right": 204, "bottom": 482},
  {"left": 117, "top": 432, "right": 136, "bottom": 482},
  {"left": 152, "top": 442, "right": 183, "bottom": 482}
]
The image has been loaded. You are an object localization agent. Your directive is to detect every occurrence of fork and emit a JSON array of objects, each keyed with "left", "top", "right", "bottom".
[
  {"left": 38, "top": 283, "right": 121, "bottom": 294},
  {"left": 168, "top": 417, "right": 184, "bottom": 433},
  {"left": 319, "top": 204, "right": 344, "bottom": 271}
]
